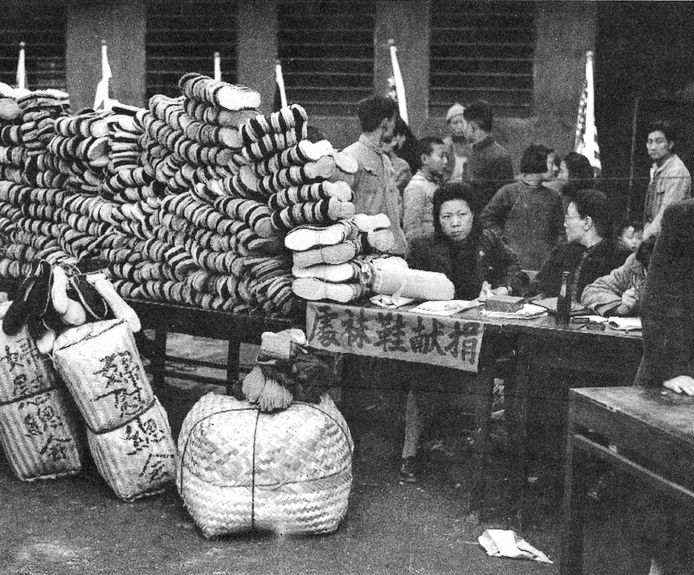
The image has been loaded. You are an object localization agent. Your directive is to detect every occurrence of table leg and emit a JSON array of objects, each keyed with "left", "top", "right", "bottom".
[
  {"left": 227, "top": 333, "right": 241, "bottom": 390},
  {"left": 506, "top": 337, "right": 530, "bottom": 525},
  {"left": 560, "top": 421, "right": 586, "bottom": 575},
  {"left": 152, "top": 329, "right": 167, "bottom": 389},
  {"left": 470, "top": 368, "right": 495, "bottom": 522}
]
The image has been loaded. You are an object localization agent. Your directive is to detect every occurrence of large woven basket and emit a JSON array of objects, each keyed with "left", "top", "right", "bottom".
[
  {"left": 52, "top": 319, "right": 154, "bottom": 433},
  {"left": 177, "top": 392, "right": 353, "bottom": 538},
  {"left": 0, "top": 323, "right": 83, "bottom": 480},
  {"left": 88, "top": 398, "right": 177, "bottom": 501}
]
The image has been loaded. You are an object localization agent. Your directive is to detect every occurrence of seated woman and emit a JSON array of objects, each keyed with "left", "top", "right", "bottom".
[
  {"left": 408, "top": 182, "right": 529, "bottom": 300},
  {"left": 581, "top": 236, "right": 655, "bottom": 316},
  {"left": 396, "top": 182, "right": 527, "bottom": 482}
]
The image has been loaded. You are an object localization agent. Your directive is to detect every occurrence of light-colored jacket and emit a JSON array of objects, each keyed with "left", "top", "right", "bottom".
[
  {"left": 643, "top": 153, "right": 691, "bottom": 239},
  {"left": 403, "top": 172, "right": 439, "bottom": 241},
  {"left": 343, "top": 135, "right": 407, "bottom": 256},
  {"left": 581, "top": 252, "right": 647, "bottom": 316}
]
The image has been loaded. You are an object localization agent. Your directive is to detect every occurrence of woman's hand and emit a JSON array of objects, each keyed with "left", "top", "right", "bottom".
[{"left": 663, "top": 375, "right": 694, "bottom": 396}]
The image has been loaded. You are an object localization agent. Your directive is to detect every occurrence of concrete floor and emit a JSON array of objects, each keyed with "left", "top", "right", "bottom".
[{"left": 0, "top": 334, "right": 657, "bottom": 574}]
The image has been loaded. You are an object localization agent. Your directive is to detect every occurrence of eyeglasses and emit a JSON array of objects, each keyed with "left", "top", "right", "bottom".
[{"left": 564, "top": 214, "right": 582, "bottom": 221}]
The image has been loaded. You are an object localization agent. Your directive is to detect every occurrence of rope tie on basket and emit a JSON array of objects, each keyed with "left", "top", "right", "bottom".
[
  {"left": 250, "top": 409, "right": 260, "bottom": 531},
  {"left": 0, "top": 384, "right": 59, "bottom": 407},
  {"left": 83, "top": 397, "right": 157, "bottom": 435},
  {"left": 177, "top": 407, "right": 258, "bottom": 526}
]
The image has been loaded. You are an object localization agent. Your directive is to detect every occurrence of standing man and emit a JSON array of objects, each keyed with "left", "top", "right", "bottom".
[
  {"left": 462, "top": 99, "right": 514, "bottom": 209},
  {"left": 442, "top": 103, "right": 468, "bottom": 183},
  {"left": 343, "top": 95, "right": 407, "bottom": 256},
  {"left": 642, "top": 120, "right": 691, "bottom": 240}
]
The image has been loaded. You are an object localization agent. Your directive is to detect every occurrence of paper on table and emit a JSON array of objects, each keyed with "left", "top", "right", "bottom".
[
  {"left": 409, "top": 299, "right": 480, "bottom": 316},
  {"left": 478, "top": 529, "right": 553, "bottom": 564},
  {"left": 606, "top": 316, "right": 642, "bottom": 332},
  {"left": 369, "top": 293, "right": 416, "bottom": 309},
  {"left": 481, "top": 303, "right": 548, "bottom": 319}
]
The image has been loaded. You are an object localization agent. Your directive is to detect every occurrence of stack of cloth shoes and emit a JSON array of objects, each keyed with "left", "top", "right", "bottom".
[
  {"left": 0, "top": 89, "right": 78, "bottom": 279},
  {"left": 136, "top": 73, "right": 297, "bottom": 315},
  {"left": 0, "top": 91, "right": 25, "bottom": 279},
  {"left": 45, "top": 109, "right": 124, "bottom": 263},
  {"left": 286, "top": 214, "right": 398, "bottom": 303},
  {"left": 0, "top": 94, "right": 24, "bottom": 185},
  {"left": 99, "top": 104, "right": 166, "bottom": 301}
]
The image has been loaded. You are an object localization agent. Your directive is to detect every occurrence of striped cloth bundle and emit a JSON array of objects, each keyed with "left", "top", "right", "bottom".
[{"left": 0, "top": 322, "right": 83, "bottom": 480}]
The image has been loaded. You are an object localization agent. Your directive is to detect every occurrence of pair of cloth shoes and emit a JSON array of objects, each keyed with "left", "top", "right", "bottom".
[
  {"left": 284, "top": 219, "right": 359, "bottom": 251},
  {"left": 291, "top": 277, "right": 366, "bottom": 304}
]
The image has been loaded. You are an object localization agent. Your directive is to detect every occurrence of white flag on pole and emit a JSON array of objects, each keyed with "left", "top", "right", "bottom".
[
  {"left": 574, "top": 50, "right": 601, "bottom": 174},
  {"left": 16, "top": 42, "right": 26, "bottom": 90},
  {"left": 94, "top": 40, "right": 113, "bottom": 111},
  {"left": 388, "top": 39, "right": 408, "bottom": 124},
  {"left": 275, "top": 59, "right": 287, "bottom": 109},
  {"left": 213, "top": 51, "right": 222, "bottom": 82}
]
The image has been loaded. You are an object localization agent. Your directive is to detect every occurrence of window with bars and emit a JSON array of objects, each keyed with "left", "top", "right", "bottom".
[
  {"left": 277, "top": 0, "right": 375, "bottom": 116},
  {"left": 0, "top": 4, "right": 66, "bottom": 91},
  {"left": 429, "top": 0, "right": 535, "bottom": 117},
  {"left": 145, "top": 0, "right": 237, "bottom": 100}
]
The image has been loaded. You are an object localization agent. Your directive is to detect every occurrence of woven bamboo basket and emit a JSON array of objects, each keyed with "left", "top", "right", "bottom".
[
  {"left": 88, "top": 397, "right": 177, "bottom": 501},
  {"left": 52, "top": 319, "right": 154, "bottom": 433},
  {"left": 0, "top": 388, "right": 83, "bottom": 480},
  {"left": 177, "top": 392, "right": 353, "bottom": 538},
  {"left": 0, "top": 323, "right": 58, "bottom": 404}
]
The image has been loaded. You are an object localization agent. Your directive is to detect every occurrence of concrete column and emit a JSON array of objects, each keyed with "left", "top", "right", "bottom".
[
  {"left": 237, "top": 0, "right": 277, "bottom": 114},
  {"left": 65, "top": 0, "right": 146, "bottom": 110}
]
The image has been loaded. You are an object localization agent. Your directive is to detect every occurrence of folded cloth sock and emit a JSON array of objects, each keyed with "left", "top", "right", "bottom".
[
  {"left": 292, "top": 277, "right": 366, "bottom": 303},
  {"left": 285, "top": 220, "right": 359, "bottom": 251},
  {"left": 291, "top": 261, "right": 362, "bottom": 283},
  {"left": 292, "top": 238, "right": 362, "bottom": 269}
]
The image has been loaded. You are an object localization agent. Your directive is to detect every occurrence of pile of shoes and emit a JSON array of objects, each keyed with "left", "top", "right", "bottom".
[
  {"left": 0, "top": 90, "right": 76, "bottom": 278},
  {"left": 136, "top": 74, "right": 296, "bottom": 314},
  {"left": 286, "top": 213, "right": 401, "bottom": 303}
]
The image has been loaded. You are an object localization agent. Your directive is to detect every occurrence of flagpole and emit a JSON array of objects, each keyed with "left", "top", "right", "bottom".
[
  {"left": 94, "top": 40, "right": 113, "bottom": 111},
  {"left": 16, "top": 42, "right": 26, "bottom": 90},
  {"left": 574, "top": 50, "right": 601, "bottom": 175},
  {"left": 213, "top": 52, "right": 222, "bottom": 82},
  {"left": 275, "top": 59, "right": 287, "bottom": 109},
  {"left": 388, "top": 39, "right": 408, "bottom": 124}
]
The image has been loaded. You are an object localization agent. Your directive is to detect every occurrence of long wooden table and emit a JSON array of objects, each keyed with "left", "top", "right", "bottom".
[
  {"left": 468, "top": 310, "right": 643, "bottom": 521},
  {"left": 305, "top": 302, "right": 644, "bottom": 521},
  {"left": 560, "top": 387, "right": 694, "bottom": 575}
]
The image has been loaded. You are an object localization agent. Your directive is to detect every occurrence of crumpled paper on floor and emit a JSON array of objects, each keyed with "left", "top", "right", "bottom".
[{"left": 478, "top": 529, "right": 553, "bottom": 564}]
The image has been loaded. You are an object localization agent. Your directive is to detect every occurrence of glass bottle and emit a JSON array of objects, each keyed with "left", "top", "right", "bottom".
[{"left": 556, "top": 270, "right": 571, "bottom": 327}]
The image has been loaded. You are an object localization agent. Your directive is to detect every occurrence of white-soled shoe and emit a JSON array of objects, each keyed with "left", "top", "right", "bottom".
[
  {"left": 292, "top": 262, "right": 360, "bottom": 283},
  {"left": 292, "top": 238, "right": 362, "bottom": 268},
  {"left": 352, "top": 213, "right": 391, "bottom": 233},
  {"left": 292, "top": 277, "right": 366, "bottom": 303},
  {"left": 285, "top": 220, "right": 359, "bottom": 251}
]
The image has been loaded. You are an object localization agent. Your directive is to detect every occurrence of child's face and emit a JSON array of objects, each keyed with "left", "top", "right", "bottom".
[
  {"left": 620, "top": 226, "right": 643, "bottom": 252},
  {"left": 422, "top": 144, "right": 448, "bottom": 177}
]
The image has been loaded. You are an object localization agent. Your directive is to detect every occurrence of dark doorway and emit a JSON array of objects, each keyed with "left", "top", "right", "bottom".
[{"left": 596, "top": 1, "right": 694, "bottom": 221}]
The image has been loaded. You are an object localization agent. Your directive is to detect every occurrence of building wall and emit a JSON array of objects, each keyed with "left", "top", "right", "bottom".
[{"left": 59, "top": 0, "right": 595, "bottom": 172}]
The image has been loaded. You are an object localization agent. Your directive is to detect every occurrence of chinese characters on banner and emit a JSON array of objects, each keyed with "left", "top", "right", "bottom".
[{"left": 306, "top": 303, "right": 484, "bottom": 373}]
